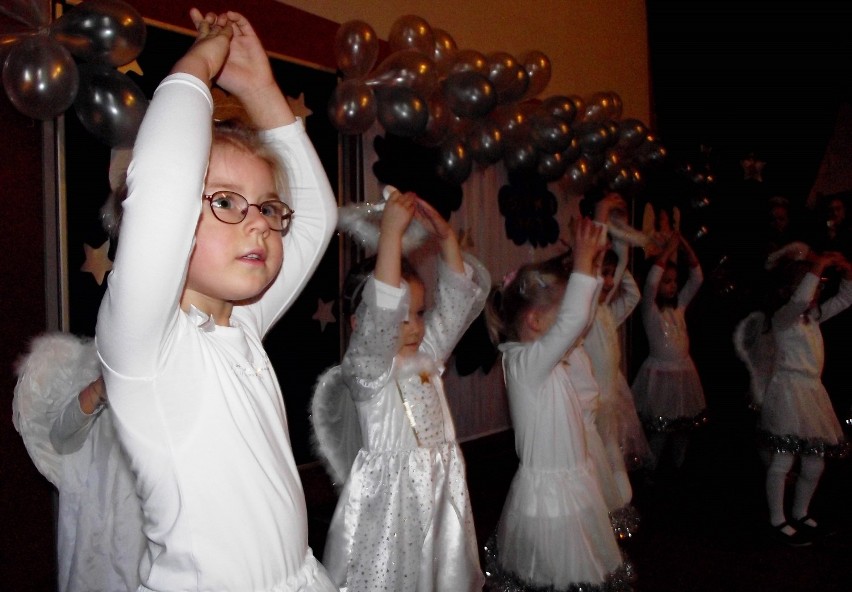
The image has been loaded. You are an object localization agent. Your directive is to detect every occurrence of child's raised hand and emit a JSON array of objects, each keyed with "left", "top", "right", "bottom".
[
  {"left": 380, "top": 189, "right": 416, "bottom": 239},
  {"left": 209, "top": 11, "right": 276, "bottom": 100},
  {"left": 170, "top": 8, "right": 234, "bottom": 85},
  {"left": 573, "top": 217, "right": 606, "bottom": 275},
  {"left": 414, "top": 198, "right": 452, "bottom": 241}
]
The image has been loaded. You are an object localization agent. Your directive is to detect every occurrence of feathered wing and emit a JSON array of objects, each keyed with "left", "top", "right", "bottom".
[
  {"left": 12, "top": 333, "right": 101, "bottom": 487},
  {"left": 732, "top": 311, "right": 775, "bottom": 407},
  {"left": 309, "top": 365, "right": 363, "bottom": 490}
]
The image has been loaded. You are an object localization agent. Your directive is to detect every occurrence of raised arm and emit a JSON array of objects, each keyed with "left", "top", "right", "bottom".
[{"left": 49, "top": 378, "right": 106, "bottom": 454}]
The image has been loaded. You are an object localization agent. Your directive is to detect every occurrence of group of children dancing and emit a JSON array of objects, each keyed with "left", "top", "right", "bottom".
[{"left": 10, "top": 9, "right": 851, "bottom": 592}]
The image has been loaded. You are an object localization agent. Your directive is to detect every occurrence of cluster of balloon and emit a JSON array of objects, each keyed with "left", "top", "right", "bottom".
[
  {"left": 1, "top": 0, "right": 148, "bottom": 147},
  {"left": 327, "top": 14, "right": 666, "bottom": 189}
]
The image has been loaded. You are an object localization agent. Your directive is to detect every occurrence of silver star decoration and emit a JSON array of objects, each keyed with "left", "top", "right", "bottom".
[
  {"left": 312, "top": 298, "right": 336, "bottom": 332},
  {"left": 81, "top": 240, "right": 112, "bottom": 285}
]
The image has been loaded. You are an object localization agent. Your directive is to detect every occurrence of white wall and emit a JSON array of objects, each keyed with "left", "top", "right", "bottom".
[{"left": 278, "top": 0, "right": 650, "bottom": 122}]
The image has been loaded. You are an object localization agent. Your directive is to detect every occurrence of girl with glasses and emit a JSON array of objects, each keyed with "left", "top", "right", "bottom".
[{"left": 95, "top": 10, "right": 337, "bottom": 590}]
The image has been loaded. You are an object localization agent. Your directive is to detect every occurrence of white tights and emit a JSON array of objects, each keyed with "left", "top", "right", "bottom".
[{"left": 765, "top": 452, "right": 825, "bottom": 526}]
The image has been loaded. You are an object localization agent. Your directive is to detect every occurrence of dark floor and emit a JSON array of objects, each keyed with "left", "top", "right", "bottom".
[{"left": 304, "top": 404, "right": 852, "bottom": 592}]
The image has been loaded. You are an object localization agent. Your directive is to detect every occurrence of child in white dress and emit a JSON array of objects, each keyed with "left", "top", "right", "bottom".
[
  {"left": 312, "top": 190, "right": 489, "bottom": 591},
  {"left": 483, "top": 218, "right": 632, "bottom": 591},
  {"left": 584, "top": 250, "right": 651, "bottom": 535},
  {"left": 632, "top": 232, "right": 707, "bottom": 472},
  {"left": 95, "top": 10, "right": 337, "bottom": 590},
  {"left": 13, "top": 333, "right": 144, "bottom": 592},
  {"left": 739, "top": 246, "right": 852, "bottom": 546}
]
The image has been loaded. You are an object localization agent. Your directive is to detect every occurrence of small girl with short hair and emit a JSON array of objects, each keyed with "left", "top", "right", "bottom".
[
  {"left": 752, "top": 247, "right": 852, "bottom": 545},
  {"left": 483, "top": 218, "right": 632, "bottom": 591},
  {"left": 312, "top": 190, "right": 489, "bottom": 591},
  {"left": 631, "top": 232, "right": 707, "bottom": 473}
]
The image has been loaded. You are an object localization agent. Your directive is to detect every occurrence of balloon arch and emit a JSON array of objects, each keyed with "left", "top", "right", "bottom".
[{"left": 327, "top": 15, "right": 665, "bottom": 193}]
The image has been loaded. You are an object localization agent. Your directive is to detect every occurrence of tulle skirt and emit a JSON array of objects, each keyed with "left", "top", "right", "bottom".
[
  {"left": 632, "top": 357, "right": 706, "bottom": 429},
  {"left": 596, "top": 372, "right": 653, "bottom": 470},
  {"left": 760, "top": 371, "right": 844, "bottom": 444},
  {"left": 494, "top": 463, "right": 625, "bottom": 589}
]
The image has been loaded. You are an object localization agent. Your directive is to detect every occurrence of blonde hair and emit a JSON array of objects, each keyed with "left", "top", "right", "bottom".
[
  {"left": 485, "top": 252, "right": 572, "bottom": 344},
  {"left": 101, "top": 119, "right": 290, "bottom": 239}
]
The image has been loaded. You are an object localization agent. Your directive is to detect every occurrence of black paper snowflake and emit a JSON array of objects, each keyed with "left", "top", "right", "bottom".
[
  {"left": 497, "top": 172, "right": 560, "bottom": 247},
  {"left": 372, "top": 133, "right": 463, "bottom": 220}
]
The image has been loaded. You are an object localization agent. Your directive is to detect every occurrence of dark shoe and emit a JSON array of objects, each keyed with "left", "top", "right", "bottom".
[
  {"left": 771, "top": 522, "right": 813, "bottom": 547},
  {"left": 792, "top": 515, "right": 836, "bottom": 538}
]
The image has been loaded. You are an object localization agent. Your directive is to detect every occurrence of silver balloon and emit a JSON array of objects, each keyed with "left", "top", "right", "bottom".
[
  {"left": 437, "top": 136, "right": 472, "bottom": 185},
  {"left": 50, "top": 0, "right": 146, "bottom": 66},
  {"left": 442, "top": 71, "right": 496, "bottom": 119},
  {"left": 2, "top": 34, "right": 79, "bottom": 120},
  {"left": 74, "top": 63, "right": 148, "bottom": 147}
]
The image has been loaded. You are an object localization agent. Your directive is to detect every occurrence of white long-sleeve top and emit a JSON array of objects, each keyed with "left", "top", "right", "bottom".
[
  {"left": 771, "top": 274, "right": 852, "bottom": 377},
  {"left": 640, "top": 264, "right": 703, "bottom": 363},
  {"left": 95, "top": 73, "right": 337, "bottom": 591}
]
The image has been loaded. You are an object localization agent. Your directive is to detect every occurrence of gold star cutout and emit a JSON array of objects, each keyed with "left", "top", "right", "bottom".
[
  {"left": 81, "top": 240, "right": 112, "bottom": 285},
  {"left": 118, "top": 60, "right": 143, "bottom": 76},
  {"left": 312, "top": 298, "right": 336, "bottom": 332},
  {"left": 287, "top": 93, "right": 313, "bottom": 121},
  {"left": 419, "top": 372, "right": 431, "bottom": 384}
]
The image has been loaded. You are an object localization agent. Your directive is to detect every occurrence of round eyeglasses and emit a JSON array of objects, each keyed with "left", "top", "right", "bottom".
[{"left": 203, "top": 191, "right": 294, "bottom": 233}]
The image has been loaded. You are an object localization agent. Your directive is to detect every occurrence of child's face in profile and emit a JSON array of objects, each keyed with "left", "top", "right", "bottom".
[
  {"left": 185, "top": 143, "right": 284, "bottom": 307},
  {"left": 397, "top": 278, "right": 426, "bottom": 358},
  {"left": 659, "top": 267, "right": 678, "bottom": 300},
  {"left": 599, "top": 264, "right": 616, "bottom": 302}
]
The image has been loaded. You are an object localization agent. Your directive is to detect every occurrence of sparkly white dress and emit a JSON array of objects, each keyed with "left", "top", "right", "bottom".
[
  {"left": 584, "top": 271, "right": 651, "bottom": 472},
  {"left": 760, "top": 273, "right": 852, "bottom": 453},
  {"left": 632, "top": 265, "right": 706, "bottom": 431},
  {"left": 317, "top": 257, "right": 489, "bottom": 592},
  {"left": 488, "top": 273, "right": 629, "bottom": 591}
]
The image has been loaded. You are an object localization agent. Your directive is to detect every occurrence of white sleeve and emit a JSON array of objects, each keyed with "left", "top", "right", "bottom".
[
  {"left": 96, "top": 73, "right": 213, "bottom": 377},
  {"left": 248, "top": 122, "right": 338, "bottom": 335}
]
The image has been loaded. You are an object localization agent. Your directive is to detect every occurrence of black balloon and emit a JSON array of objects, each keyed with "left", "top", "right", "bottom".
[
  {"left": 530, "top": 114, "right": 572, "bottom": 154},
  {"left": 537, "top": 151, "right": 570, "bottom": 182},
  {"left": 366, "top": 49, "right": 438, "bottom": 99},
  {"left": 437, "top": 136, "right": 472, "bottom": 185},
  {"left": 540, "top": 95, "right": 578, "bottom": 125},
  {"left": 74, "top": 63, "right": 148, "bottom": 147},
  {"left": 388, "top": 14, "right": 434, "bottom": 55},
  {"left": 443, "top": 71, "right": 496, "bottom": 119},
  {"left": 503, "top": 141, "right": 537, "bottom": 173},
  {"left": 328, "top": 78, "right": 377, "bottom": 135},
  {"left": 2, "top": 35, "right": 79, "bottom": 120},
  {"left": 486, "top": 51, "right": 528, "bottom": 103},
  {"left": 448, "top": 49, "right": 488, "bottom": 76},
  {"left": 431, "top": 28, "right": 457, "bottom": 75},
  {"left": 334, "top": 20, "right": 379, "bottom": 79},
  {"left": 375, "top": 86, "right": 428, "bottom": 138},
  {"left": 467, "top": 119, "right": 503, "bottom": 165},
  {"left": 50, "top": 0, "right": 145, "bottom": 66},
  {"left": 617, "top": 118, "right": 648, "bottom": 149}
]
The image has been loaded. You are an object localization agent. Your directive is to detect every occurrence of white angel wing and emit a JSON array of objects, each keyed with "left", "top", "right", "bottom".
[
  {"left": 732, "top": 311, "right": 775, "bottom": 407},
  {"left": 12, "top": 333, "right": 101, "bottom": 487},
  {"left": 309, "top": 365, "right": 363, "bottom": 490},
  {"left": 336, "top": 185, "right": 430, "bottom": 255}
]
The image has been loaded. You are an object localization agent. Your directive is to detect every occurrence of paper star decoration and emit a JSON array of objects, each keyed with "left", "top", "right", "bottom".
[
  {"left": 312, "top": 298, "right": 336, "bottom": 332},
  {"left": 81, "top": 240, "right": 112, "bottom": 285},
  {"left": 287, "top": 93, "right": 313, "bottom": 121},
  {"left": 741, "top": 154, "right": 766, "bottom": 182}
]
